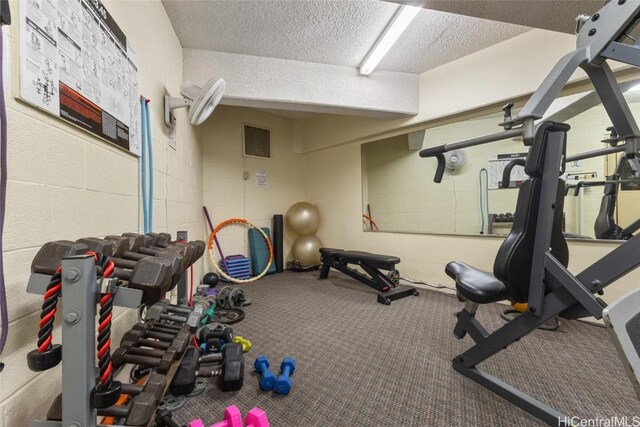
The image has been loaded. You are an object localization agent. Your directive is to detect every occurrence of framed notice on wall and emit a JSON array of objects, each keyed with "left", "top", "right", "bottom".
[{"left": 19, "top": 0, "right": 141, "bottom": 155}]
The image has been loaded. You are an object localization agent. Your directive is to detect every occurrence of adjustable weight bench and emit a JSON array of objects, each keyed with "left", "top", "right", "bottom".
[{"left": 318, "top": 248, "right": 419, "bottom": 305}]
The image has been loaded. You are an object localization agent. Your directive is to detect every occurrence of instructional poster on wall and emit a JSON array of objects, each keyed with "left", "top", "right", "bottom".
[
  {"left": 19, "top": 0, "right": 141, "bottom": 155},
  {"left": 487, "top": 153, "right": 528, "bottom": 189}
]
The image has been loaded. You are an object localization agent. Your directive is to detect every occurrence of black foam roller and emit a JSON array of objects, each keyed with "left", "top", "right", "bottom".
[{"left": 273, "top": 214, "right": 284, "bottom": 273}]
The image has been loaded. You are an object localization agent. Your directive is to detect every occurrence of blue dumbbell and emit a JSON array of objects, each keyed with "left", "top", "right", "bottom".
[
  {"left": 254, "top": 355, "right": 276, "bottom": 391},
  {"left": 274, "top": 357, "right": 296, "bottom": 395}
]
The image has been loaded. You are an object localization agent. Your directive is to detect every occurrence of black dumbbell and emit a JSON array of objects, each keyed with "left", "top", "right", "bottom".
[
  {"left": 80, "top": 237, "right": 186, "bottom": 288},
  {"left": 120, "top": 372, "right": 167, "bottom": 403},
  {"left": 121, "top": 329, "right": 190, "bottom": 354},
  {"left": 31, "top": 240, "right": 90, "bottom": 275},
  {"left": 170, "top": 343, "right": 244, "bottom": 395},
  {"left": 73, "top": 237, "right": 173, "bottom": 304},
  {"left": 132, "top": 322, "right": 186, "bottom": 338},
  {"left": 47, "top": 391, "right": 156, "bottom": 425},
  {"left": 198, "top": 323, "right": 234, "bottom": 343},
  {"left": 121, "top": 232, "right": 194, "bottom": 265},
  {"left": 112, "top": 345, "right": 176, "bottom": 373},
  {"left": 124, "top": 232, "right": 197, "bottom": 265},
  {"left": 99, "top": 392, "right": 156, "bottom": 425},
  {"left": 131, "top": 322, "right": 188, "bottom": 341}
]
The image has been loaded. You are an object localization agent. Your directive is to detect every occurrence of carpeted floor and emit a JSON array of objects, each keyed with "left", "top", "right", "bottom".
[{"left": 172, "top": 271, "right": 639, "bottom": 426}]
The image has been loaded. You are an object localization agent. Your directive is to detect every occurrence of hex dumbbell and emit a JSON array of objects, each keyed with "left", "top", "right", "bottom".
[
  {"left": 99, "top": 392, "right": 156, "bottom": 425},
  {"left": 31, "top": 240, "right": 89, "bottom": 275},
  {"left": 274, "top": 357, "right": 296, "bottom": 395},
  {"left": 75, "top": 237, "right": 173, "bottom": 304},
  {"left": 170, "top": 344, "right": 244, "bottom": 395},
  {"left": 198, "top": 323, "right": 234, "bottom": 344},
  {"left": 254, "top": 355, "right": 276, "bottom": 391},
  {"left": 46, "top": 391, "right": 157, "bottom": 425},
  {"left": 131, "top": 322, "right": 188, "bottom": 342},
  {"left": 121, "top": 329, "right": 189, "bottom": 354},
  {"left": 120, "top": 372, "right": 167, "bottom": 403},
  {"left": 112, "top": 345, "right": 176, "bottom": 374}
]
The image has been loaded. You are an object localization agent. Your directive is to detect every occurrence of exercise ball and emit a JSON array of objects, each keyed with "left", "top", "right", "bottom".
[
  {"left": 291, "top": 235, "right": 323, "bottom": 267},
  {"left": 202, "top": 272, "right": 219, "bottom": 287},
  {"left": 285, "top": 202, "right": 320, "bottom": 235}
]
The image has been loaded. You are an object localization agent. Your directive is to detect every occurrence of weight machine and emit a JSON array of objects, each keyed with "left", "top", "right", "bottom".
[{"left": 419, "top": 1, "right": 640, "bottom": 424}]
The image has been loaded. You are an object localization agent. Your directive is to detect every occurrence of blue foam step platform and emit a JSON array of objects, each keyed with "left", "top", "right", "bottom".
[
  {"left": 219, "top": 255, "right": 251, "bottom": 281},
  {"left": 248, "top": 227, "right": 276, "bottom": 276}
]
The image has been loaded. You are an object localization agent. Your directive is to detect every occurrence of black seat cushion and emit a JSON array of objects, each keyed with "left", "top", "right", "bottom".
[
  {"left": 446, "top": 262, "right": 509, "bottom": 304},
  {"left": 320, "top": 248, "right": 400, "bottom": 270}
]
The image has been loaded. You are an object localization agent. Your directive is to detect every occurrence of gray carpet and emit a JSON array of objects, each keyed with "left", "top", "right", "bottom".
[{"left": 172, "top": 271, "right": 639, "bottom": 426}]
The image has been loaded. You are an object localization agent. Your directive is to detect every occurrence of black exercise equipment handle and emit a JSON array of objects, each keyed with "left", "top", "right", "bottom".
[
  {"left": 419, "top": 128, "right": 524, "bottom": 183},
  {"left": 501, "top": 158, "right": 526, "bottom": 189},
  {"left": 419, "top": 146, "right": 446, "bottom": 183}
]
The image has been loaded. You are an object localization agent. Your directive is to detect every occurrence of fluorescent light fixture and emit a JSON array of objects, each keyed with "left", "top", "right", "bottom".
[
  {"left": 360, "top": 5, "right": 421, "bottom": 76},
  {"left": 629, "top": 83, "right": 640, "bottom": 91}
]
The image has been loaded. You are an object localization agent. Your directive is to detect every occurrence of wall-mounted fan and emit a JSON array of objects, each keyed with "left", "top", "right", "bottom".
[
  {"left": 444, "top": 150, "right": 467, "bottom": 172},
  {"left": 164, "top": 78, "right": 226, "bottom": 127}
]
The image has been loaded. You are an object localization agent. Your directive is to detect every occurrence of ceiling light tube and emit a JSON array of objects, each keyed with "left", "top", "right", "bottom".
[{"left": 359, "top": 5, "right": 421, "bottom": 75}]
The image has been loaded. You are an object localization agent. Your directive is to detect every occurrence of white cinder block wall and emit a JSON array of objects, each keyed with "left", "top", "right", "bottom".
[
  {"left": 200, "top": 106, "right": 307, "bottom": 269},
  {"left": 0, "top": 1, "right": 204, "bottom": 424}
]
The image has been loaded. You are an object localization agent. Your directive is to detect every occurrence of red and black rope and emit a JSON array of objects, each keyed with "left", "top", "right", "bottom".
[
  {"left": 93, "top": 252, "right": 116, "bottom": 390},
  {"left": 36, "top": 267, "right": 62, "bottom": 353},
  {"left": 34, "top": 252, "right": 118, "bottom": 390}
]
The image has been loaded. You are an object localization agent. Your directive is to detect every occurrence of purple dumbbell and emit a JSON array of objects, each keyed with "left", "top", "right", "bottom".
[{"left": 274, "top": 357, "right": 296, "bottom": 395}]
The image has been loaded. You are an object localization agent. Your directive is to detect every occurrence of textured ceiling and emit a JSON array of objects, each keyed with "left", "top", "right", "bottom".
[
  {"left": 390, "top": 0, "right": 602, "bottom": 34},
  {"left": 162, "top": 0, "right": 530, "bottom": 74},
  {"left": 378, "top": 10, "right": 528, "bottom": 73}
]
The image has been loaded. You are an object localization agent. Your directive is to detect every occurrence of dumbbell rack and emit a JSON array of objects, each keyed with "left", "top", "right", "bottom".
[{"left": 26, "top": 254, "right": 143, "bottom": 427}]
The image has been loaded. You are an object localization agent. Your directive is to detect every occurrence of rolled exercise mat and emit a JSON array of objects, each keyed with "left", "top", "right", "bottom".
[{"left": 273, "top": 214, "right": 284, "bottom": 273}]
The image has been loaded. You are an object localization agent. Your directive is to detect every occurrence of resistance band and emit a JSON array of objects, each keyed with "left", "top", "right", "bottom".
[
  {"left": 145, "top": 99, "right": 153, "bottom": 231},
  {"left": 0, "top": 26, "right": 8, "bottom": 367},
  {"left": 478, "top": 168, "right": 489, "bottom": 234},
  {"left": 140, "top": 97, "right": 153, "bottom": 233}
]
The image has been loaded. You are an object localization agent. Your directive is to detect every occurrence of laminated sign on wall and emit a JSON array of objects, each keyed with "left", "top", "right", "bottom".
[{"left": 19, "top": 0, "right": 141, "bottom": 155}]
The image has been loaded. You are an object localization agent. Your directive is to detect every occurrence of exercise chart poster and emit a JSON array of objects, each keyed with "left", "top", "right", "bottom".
[{"left": 19, "top": 0, "right": 141, "bottom": 155}]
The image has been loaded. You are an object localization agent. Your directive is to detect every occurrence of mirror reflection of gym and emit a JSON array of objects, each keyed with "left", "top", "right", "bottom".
[{"left": 361, "top": 78, "right": 640, "bottom": 240}]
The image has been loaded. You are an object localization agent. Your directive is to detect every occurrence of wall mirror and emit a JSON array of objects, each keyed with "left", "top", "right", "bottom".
[{"left": 361, "top": 78, "right": 640, "bottom": 241}]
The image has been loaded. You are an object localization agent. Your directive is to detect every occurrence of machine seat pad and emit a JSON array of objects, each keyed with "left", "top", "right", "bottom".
[
  {"left": 320, "top": 248, "right": 400, "bottom": 270},
  {"left": 445, "top": 261, "right": 509, "bottom": 304}
]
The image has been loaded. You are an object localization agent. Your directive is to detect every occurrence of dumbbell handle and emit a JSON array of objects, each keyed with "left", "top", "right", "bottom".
[
  {"left": 120, "top": 353, "right": 163, "bottom": 368},
  {"left": 149, "top": 324, "right": 184, "bottom": 335},
  {"left": 280, "top": 365, "right": 293, "bottom": 378},
  {"left": 138, "top": 337, "right": 170, "bottom": 350},
  {"left": 196, "top": 366, "right": 222, "bottom": 378},
  {"left": 127, "top": 346, "right": 167, "bottom": 359},
  {"left": 97, "top": 402, "right": 132, "bottom": 417},
  {"left": 120, "top": 382, "right": 144, "bottom": 396},
  {"left": 199, "top": 353, "right": 223, "bottom": 364},
  {"left": 145, "top": 329, "right": 179, "bottom": 341},
  {"left": 167, "top": 305, "right": 191, "bottom": 315},
  {"left": 161, "top": 313, "right": 187, "bottom": 323}
]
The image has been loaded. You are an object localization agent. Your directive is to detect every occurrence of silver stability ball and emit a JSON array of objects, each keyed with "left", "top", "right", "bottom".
[
  {"left": 285, "top": 202, "right": 320, "bottom": 235},
  {"left": 291, "top": 235, "right": 323, "bottom": 267}
]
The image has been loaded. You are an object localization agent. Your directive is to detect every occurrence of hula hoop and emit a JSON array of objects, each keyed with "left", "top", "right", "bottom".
[{"left": 208, "top": 218, "right": 273, "bottom": 284}]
